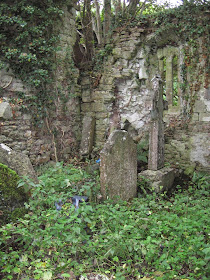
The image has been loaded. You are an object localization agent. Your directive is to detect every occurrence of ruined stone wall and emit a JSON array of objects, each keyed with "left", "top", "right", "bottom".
[
  {"left": 80, "top": 28, "right": 209, "bottom": 173},
  {"left": 0, "top": 3, "right": 81, "bottom": 165},
  {"left": 1, "top": 7, "right": 209, "bottom": 173}
]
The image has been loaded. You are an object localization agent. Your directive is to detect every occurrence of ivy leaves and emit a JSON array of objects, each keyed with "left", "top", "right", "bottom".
[
  {"left": 0, "top": 0, "right": 69, "bottom": 124},
  {"left": 0, "top": 0, "right": 65, "bottom": 101}
]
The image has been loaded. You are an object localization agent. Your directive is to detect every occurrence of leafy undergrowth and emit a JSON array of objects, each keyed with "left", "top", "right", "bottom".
[{"left": 0, "top": 163, "right": 209, "bottom": 280}]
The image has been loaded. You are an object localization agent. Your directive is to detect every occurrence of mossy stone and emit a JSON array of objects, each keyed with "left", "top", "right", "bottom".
[{"left": 0, "top": 163, "right": 28, "bottom": 224}]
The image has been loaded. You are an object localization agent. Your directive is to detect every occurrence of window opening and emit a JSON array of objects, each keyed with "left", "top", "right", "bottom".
[
  {"left": 161, "top": 57, "right": 166, "bottom": 101},
  {"left": 172, "top": 55, "right": 178, "bottom": 106},
  {"left": 162, "top": 57, "right": 166, "bottom": 101}
]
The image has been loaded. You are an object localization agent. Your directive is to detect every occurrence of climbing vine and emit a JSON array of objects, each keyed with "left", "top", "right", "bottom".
[
  {"left": 152, "top": 2, "right": 209, "bottom": 39},
  {"left": 0, "top": 0, "right": 69, "bottom": 122}
]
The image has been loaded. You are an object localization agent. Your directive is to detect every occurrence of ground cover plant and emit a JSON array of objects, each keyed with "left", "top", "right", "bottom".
[{"left": 0, "top": 162, "right": 209, "bottom": 280}]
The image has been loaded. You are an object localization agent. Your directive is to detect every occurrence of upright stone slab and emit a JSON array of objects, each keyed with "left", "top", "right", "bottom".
[
  {"left": 148, "top": 74, "right": 164, "bottom": 170},
  {"left": 100, "top": 130, "right": 137, "bottom": 201},
  {"left": 80, "top": 115, "right": 95, "bottom": 156}
]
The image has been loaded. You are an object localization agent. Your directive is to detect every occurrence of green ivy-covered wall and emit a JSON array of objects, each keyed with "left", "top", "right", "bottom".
[{"left": 0, "top": 1, "right": 81, "bottom": 165}]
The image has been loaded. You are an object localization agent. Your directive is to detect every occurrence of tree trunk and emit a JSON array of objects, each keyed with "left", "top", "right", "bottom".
[
  {"left": 94, "top": 0, "right": 103, "bottom": 45},
  {"left": 82, "top": 0, "right": 94, "bottom": 62},
  {"left": 127, "top": 0, "right": 139, "bottom": 15},
  {"left": 123, "top": 0, "right": 126, "bottom": 15},
  {"left": 104, "top": 0, "right": 111, "bottom": 44},
  {"left": 113, "top": 0, "right": 122, "bottom": 15}
]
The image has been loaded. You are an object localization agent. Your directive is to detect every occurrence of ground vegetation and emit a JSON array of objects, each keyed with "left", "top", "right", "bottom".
[{"left": 0, "top": 162, "right": 209, "bottom": 280}]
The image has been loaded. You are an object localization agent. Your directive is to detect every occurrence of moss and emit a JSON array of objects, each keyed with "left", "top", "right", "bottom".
[{"left": 0, "top": 163, "right": 28, "bottom": 224}]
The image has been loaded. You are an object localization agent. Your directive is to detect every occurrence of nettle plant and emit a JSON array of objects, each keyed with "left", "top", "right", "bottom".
[{"left": 0, "top": 0, "right": 68, "bottom": 121}]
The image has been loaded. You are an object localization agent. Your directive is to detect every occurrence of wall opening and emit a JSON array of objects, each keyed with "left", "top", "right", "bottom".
[
  {"left": 161, "top": 57, "right": 166, "bottom": 102},
  {"left": 172, "top": 55, "right": 178, "bottom": 106}
]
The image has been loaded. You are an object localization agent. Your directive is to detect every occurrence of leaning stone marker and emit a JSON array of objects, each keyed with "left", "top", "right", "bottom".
[
  {"left": 100, "top": 130, "right": 137, "bottom": 201},
  {"left": 0, "top": 143, "right": 38, "bottom": 183}
]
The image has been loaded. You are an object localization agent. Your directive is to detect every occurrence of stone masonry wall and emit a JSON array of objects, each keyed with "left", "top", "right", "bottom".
[
  {"left": 0, "top": 3, "right": 81, "bottom": 166},
  {"left": 80, "top": 28, "right": 210, "bottom": 173},
  {"left": 0, "top": 7, "right": 209, "bottom": 173}
]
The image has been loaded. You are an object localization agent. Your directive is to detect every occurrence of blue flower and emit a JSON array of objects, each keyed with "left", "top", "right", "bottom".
[
  {"left": 55, "top": 200, "right": 63, "bottom": 211},
  {"left": 55, "top": 196, "right": 88, "bottom": 211},
  {"left": 71, "top": 195, "right": 88, "bottom": 210}
]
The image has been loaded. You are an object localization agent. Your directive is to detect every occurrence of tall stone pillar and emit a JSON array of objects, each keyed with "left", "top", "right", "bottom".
[{"left": 148, "top": 74, "right": 164, "bottom": 170}]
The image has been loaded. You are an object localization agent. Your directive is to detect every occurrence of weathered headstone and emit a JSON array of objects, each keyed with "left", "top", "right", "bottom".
[
  {"left": 0, "top": 143, "right": 38, "bottom": 183},
  {"left": 80, "top": 115, "right": 95, "bottom": 156},
  {"left": 100, "top": 130, "right": 137, "bottom": 201},
  {"left": 148, "top": 74, "right": 164, "bottom": 170}
]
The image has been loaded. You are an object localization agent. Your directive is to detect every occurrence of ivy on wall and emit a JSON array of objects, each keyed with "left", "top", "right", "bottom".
[
  {"left": 153, "top": 3, "right": 209, "bottom": 41},
  {"left": 0, "top": 0, "right": 69, "bottom": 121}
]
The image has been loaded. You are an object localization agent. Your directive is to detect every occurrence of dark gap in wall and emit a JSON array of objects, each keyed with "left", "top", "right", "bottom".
[
  {"left": 161, "top": 57, "right": 167, "bottom": 109},
  {"left": 172, "top": 55, "right": 178, "bottom": 106}
]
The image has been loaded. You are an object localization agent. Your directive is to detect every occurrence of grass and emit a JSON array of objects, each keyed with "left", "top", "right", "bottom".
[{"left": 0, "top": 162, "right": 209, "bottom": 280}]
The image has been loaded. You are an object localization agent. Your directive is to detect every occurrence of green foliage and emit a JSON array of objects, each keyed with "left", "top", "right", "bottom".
[
  {"left": 137, "top": 175, "right": 151, "bottom": 195},
  {"left": 190, "top": 172, "right": 210, "bottom": 191},
  {"left": 93, "top": 44, "right": 113, "bottom": 72},
  {"left": 27, "top": 161, "right": 100, "bottom": 207},
  {"left": 0, "top": 0, "right": 67, "bottom": 122},
  {"left": 153, "top": 2, "right": 209, "bottom": 40},
  {"left": 137, "top": 139, "right": 148, "bottom": 164},
  {"left": 0, "top": 163, "right": 27, "bottom": 224},
  {"left": 0, "top": 165, "right": 209, "bottom": 279}
]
